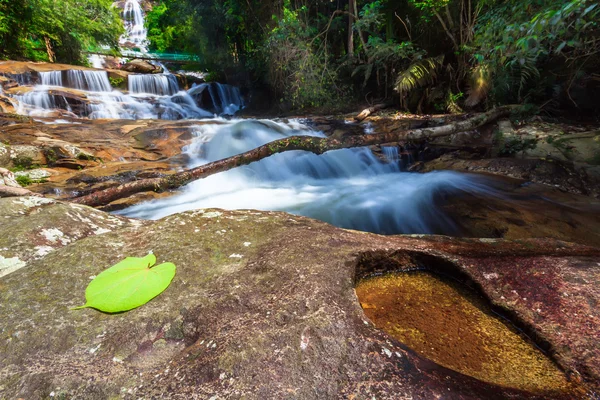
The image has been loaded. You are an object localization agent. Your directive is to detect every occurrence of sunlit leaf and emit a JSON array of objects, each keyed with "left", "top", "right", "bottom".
[{"left": 73, "top": 253, "right": 176, "bottom": 313}]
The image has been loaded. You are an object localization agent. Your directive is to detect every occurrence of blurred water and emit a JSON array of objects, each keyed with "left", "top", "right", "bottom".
[{"left": 120, "top": 119, "right": 498, "bottom": 234}]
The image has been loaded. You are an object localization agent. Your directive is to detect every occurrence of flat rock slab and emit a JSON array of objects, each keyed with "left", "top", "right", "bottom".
[{"left": 0, "top": 198, "right": 599, "bottom": 399}]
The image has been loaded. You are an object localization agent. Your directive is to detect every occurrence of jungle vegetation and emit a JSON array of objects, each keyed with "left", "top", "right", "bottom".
[{"left": 1, "top": 0, "right": 598, "bottom": 113}]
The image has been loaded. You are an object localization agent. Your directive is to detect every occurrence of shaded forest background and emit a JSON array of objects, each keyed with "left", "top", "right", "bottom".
[{"left": 1, "top": 0, "right": 599, "bottom": 115}]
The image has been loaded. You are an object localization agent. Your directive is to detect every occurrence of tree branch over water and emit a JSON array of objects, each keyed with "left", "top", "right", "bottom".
[{"left": 70, "top": 106, "right": 517, "bottom": 207}]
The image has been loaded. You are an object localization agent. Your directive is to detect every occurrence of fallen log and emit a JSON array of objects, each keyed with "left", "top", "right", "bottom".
[{"left": 71, "top": 105, "right": 517, "bottom": 207}]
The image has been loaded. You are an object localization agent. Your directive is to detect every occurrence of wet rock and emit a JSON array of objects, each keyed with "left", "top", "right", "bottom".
[
  {"left": 121, "top": 59, "right": 163, "bottom": 74},
  {"left": 106, "top": 69, "right": 130, "bottom": 90},
  {"left": 0, "top": 200, "right": 598, "bottom": 399},
  {"left": 0, "top": 168, "right": 20, "bottom": 187},
  {"left": 0, "top": 75, "right": 18, "bottom": 91},
  {"left": 13, "top": 168, "right": 52, "bottom": 181},
  {"left": 0, "top": 143, "right": 11, "bottom": 167},
  {"left": 52, "top": 158, "right": 99, "bottom": 170},
  {"left": 0, "top": 197, "right": 135, "bottom": 277},
  {"left": 422, "top": 152, "right": 600, "bottom": 198},
  {"left": 0, "top": 92, "right": 16, "bottom": 113},
  {"left": 7, "top": 145, "right": 46, "bottom": 169},
  {"left": 497, "top": 119, "right": 516, "bottom": 135}
]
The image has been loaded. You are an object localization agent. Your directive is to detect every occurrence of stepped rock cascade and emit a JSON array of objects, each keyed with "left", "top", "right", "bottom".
[
  {"left": 121, "top": 119, "right": 499, "bottom": 234},
  {"left": 382, "top": 146, "right": 400, "bottom": 164},
  {"left": 7, "top": 67, "right": 241, "bottom": 120},
  {"left": 15, "top": 88, "right": 73, "bottom": 117}
]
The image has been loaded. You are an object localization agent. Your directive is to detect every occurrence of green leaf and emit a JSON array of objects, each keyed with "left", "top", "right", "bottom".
[{"left": 73, "top": 253, "right": 176, "bottom": 313}]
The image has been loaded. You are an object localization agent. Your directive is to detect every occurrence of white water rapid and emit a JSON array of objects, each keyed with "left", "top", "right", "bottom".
[{"left": 119, "top": 119, "right": 497, "bottom": 234}]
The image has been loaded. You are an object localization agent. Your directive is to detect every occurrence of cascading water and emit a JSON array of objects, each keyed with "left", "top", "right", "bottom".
[
  {"left": 129, "top": 73, "right": 180, "bottom": 96},
  {"left": 211, "top": 82, "right": 244, "bottom": 115},
  {"left": 121, "top": 0, "right": 148, "bottom": 52},
  {"left": 40, "top": 71, "right": 63, "bottom": 86},
  {"left": 188, "top": 82, "right": 244, "bottom": 115},
  {"left": 10, "top": 66, "right": 238, "bottom": 119},
  {"left": 120, "top": 119, "right": 498, "bottom": 234},
  {"left": 65, "top": 70, "right": 112, "bottom": 92},
  {"left": 382, "top": 146, "right": 400, "bottom": 164}
]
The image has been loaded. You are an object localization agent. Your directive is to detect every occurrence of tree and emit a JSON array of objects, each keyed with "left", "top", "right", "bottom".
[{"left": 0, "top": 0, "right": 123, "bottom": 64}]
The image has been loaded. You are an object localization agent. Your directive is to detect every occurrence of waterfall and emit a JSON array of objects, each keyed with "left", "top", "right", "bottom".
[
  {"left": 8, "top": 68, "right": 223, "bottom": 120},
  {"left": 129, "top": 74, "right": 179, "bottom": 95},
  {"left": 208, "top": 82, "right": 244, "bottom": 115},
  {"left": 65, "top": 70, "right": 112, "bottom": 92},
  {"left": 120, "top": 119, "right": 497, "bottom": 234},
  {"left": 39, "top": 70, "right": 111, "bottom": 92},
  {"left": 382, "top": 146, "right": 400, "bottom": 164},
  {"left": 88, "top": 54, "right": 105, "bottom": 69},
  {"left": 40, "top": 71, "right": 63, "bottom": 86},
  {"left": 121, "top": 0, "right": 148, "bottom": 52},
  {"left": 15, "top": 89, "right": 73, "bottom": 117},
  {"left": 0, "top": 72, "right": 33, "bottom": 86}
]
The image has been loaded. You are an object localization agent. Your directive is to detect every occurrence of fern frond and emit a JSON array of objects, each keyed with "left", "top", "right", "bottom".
[
  {"left": 394, "top": 56, "right": 444, "bottom": 95},
  {"left": 465, "top": 64, "right": 491, "bottom": 108}
]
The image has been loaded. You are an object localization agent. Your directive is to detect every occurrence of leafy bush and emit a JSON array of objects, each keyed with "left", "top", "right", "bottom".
[
  {"left": 109, "top": 77, "right": 124, "bottom": 88},
  {"left": 263, "top": 3, "right": 345, "bottom": 109}
]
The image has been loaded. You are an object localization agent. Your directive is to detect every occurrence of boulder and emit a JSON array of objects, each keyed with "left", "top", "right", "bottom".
[
  {"left": 7, "top": 144, "right": 46, "bottom": 169},
  {"left": 0, "top": 93, "right": 17, "bottom": 113},
  {"left": 121, "top": 59, "right": 162, "bottom": 74},
  {"left": 0, "top": 168, "right": 20, "bottom": 187},
  {"left": 106, "top": 69, "right": 130, "bottom": 90},
  {"left": 0, "top": 199, "right": 598, "bottom": 399}
]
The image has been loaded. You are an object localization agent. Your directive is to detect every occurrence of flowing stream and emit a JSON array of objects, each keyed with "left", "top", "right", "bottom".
[
  {"left": 120, "top": 119, "right": 498, "bottom": 234},
  {"left": 0, "top": 0, "right": 510, "bottom": 235}
]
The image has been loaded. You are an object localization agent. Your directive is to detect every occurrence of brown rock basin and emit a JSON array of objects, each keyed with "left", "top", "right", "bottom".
[{"left": 356, "top": 271, "right": 586, "bottom": 397}]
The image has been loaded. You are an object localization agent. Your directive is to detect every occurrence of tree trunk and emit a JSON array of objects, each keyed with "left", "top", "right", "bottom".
[
  {"left": 69, "top": 106, "right": 516, "bottom": 208},
  {"left": 347, "top": 0, "right": 355, "bottom": 56},
  {"left": 44, "top": 37, "right": 55, "bottom": 63}
]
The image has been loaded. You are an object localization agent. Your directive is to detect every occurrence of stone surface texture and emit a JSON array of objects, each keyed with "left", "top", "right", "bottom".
[{"left": 0, "top": 197, "right": 599, "bottom": 399}]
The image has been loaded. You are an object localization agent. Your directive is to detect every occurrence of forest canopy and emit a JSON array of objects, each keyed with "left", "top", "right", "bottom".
[
  {"left": 1, "top": 0, "right": 598, "bottom": 114},
  {"left": 146, "top": 0, "right": 600, "bottom": 113}
]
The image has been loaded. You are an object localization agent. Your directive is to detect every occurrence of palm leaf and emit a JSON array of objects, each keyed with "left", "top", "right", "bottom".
[{"left": 394, "top": 56, "right": 444, "bottom": 95}]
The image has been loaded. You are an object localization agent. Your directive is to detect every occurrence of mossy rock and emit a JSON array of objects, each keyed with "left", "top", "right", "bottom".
[{"left": 0, "top": 198, "right": 599, "bottom": 398}]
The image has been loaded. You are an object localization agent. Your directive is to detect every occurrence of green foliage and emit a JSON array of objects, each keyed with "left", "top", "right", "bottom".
[
  {"left": 264, "top": 3, "right": 344, "bottom": 108},
  {"left": 474, "top": 0, "right": 600, "bottom": 104},
  {"left": 0, "top": 0, "right": 123, "bottom": 63},
  {"left": 587, "top": 151, "right": 600, "bottom": 166},
  {"left": 12, "top": 155, "right": 34, "bottom": 170},
  {"left": 142, "top": 0, "right": 600, "bottom": 113},
  {"left": 73, "top": 253, "right": 176, "bottom": 313},
  {"left": 15, "top": 175, "right": 33, "bottom": 186},
  {"left": 109, "top": 77, "right": 124, "bottom": 88},
  {"left": 395, "top": 56, "right": 443, "bottom": 95}
]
